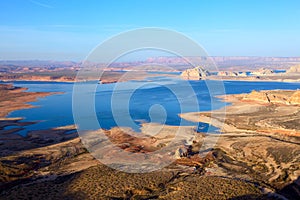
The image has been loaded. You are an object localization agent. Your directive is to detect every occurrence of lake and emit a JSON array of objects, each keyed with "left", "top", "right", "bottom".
[{"left": 5, "top": 78, "right": 300, "bottom": 136}]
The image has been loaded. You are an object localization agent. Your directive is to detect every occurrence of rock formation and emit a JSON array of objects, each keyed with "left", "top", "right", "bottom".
[
  {"left": 174, "top": 147, "right": 186, "bottom": 159},
  {"left": 251, "top": 68, "right": 274, "bottom": 76},
  {"left": 217, "top": 71, "right": 239, "bottom": 76},
  {"left": 242, "top": 90, "right": 300, "bottom": 105},
  {"left": 238, "top": 72, "right": 247, "bottom": 76},
  {"left": 181, "top": 66, "right": 210, "bottom": 80},
  {"left": 286, "top": 65, "right": 300, "bottom": 73},
  {"left": 289, "top": 90, "right": 300, "bottom": 105},
  {"left": 242, "top": 90, "right": 271, "bottom": 103}
]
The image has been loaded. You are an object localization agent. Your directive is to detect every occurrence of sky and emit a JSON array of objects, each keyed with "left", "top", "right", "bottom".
[{"left": 0, "top": 0, "right": 300, "bottom": 60}]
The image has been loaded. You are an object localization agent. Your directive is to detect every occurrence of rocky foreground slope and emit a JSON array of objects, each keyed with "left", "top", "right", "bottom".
[{"left": 181, "top": 90, "right": 300, "bottom": 199}]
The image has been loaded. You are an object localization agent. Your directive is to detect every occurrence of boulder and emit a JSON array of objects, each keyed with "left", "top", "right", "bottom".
[{"left": 174, "top": 147, "right": 188, "bottom": 159}]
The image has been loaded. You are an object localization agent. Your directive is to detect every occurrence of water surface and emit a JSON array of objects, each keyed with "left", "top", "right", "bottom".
[{"left": 6, "top": 79, "right": 300, "bottom": 136}]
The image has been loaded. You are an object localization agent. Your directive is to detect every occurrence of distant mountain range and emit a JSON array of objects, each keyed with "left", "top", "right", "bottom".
[
  {"left": 144, "top": 56, "right": 300, "bottom": 70},
  {"left": 1, "top": 56, "right": 300, "bottom": 71}
]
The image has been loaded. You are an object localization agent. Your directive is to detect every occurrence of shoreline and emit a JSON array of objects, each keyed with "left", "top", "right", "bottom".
[
  {"left": 1, "top": 70, "right": 300, "bottom": 84},
  {"left": 181, "top": 89, "right": 300, "bottom": 135},
  {"left": 206, "top": 74, "right": 300, "bottom": 83},
  {"left": 0, "top": 84, "right": 57, "bottom": 118},
  {"left": 0, "top": 83, "right": 78, "bottom": 155},
  {"left": 0, "top": 82, "right": 300, "bottom": 198}
]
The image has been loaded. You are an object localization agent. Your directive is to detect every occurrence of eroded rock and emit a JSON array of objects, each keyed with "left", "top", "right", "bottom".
[{"left": 181, "top": 66, "right": 210, "bottom": 80}]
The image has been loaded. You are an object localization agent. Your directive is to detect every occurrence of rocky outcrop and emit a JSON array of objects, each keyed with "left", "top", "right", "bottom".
[
  {"left": 238, "top": 72, "right": 248, "bottom": 76},
  {"left": 242, "top": 90, "right": 300, "bottom": 105},
  {"left": 217, "top": 71, "right": 239, "bottom": 76},
  {"left": 289, "top": 90, "right": 300, "bottom": 105},
  {"left": 251, "top": 68, "right": 274, "bottom": 76},
  {"left": 216, "top": 71, "right": 248, "bottom": 77},
  {"left": 286, "top": 65, "right": 300, "bottom": 73},
  {"left": 242, "top": 90, "right": 271, "bottom": 103},
  {"left": 181, "top": 66, "right": 210, "bottom": 80},
  {"left": 174, "top": 147, "right": 188, "bottom": 159}
]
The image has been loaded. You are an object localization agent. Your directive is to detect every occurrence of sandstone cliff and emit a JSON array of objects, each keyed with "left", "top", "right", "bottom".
[{"left": 181, "top": 66, "right": 210, "bottom": 80}]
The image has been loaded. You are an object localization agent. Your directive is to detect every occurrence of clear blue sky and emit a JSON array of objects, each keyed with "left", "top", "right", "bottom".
[{"left": 1, "top": 0, "right": 300, "bottom": 60}]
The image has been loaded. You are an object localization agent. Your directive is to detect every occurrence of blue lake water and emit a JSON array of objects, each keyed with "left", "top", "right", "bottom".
[{"left": 4, "top": 78, "right": 300, "bottom": 136}]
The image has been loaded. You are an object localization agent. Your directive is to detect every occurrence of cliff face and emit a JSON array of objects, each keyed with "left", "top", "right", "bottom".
[
  {"left": 181, "top": 66, "right": 210, "bottom": 80},
  {"left": 242, "top": 90, "right": 300, "bottom": 105}
]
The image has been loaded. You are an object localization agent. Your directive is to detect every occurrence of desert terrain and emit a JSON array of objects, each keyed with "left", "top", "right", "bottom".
[
  {"left": 181, "top": 89, "right": 300, "bottom": 199},
  {"left": 0, "top": 83, "right": 300, "bottom": 199}
]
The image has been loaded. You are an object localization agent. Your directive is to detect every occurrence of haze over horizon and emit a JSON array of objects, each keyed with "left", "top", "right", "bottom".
[{"left": 1, "top": 0, "right": 300, "bottom": 61}]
